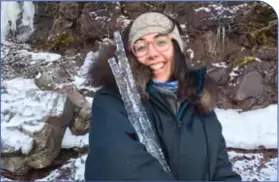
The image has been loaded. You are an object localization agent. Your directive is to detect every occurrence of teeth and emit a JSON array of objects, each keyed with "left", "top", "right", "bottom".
[{"left": 150, "top": 63, "right": 164, "bottom": 70}]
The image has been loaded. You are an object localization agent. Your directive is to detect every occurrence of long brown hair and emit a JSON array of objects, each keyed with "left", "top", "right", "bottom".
[
  {"left": 121, "top": 12, "right": 197, "bottom": 103},
  {"left": 87, "top": 11, "right": 216, "bottom": 113}
]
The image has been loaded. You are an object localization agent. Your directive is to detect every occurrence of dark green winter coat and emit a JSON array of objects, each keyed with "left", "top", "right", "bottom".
[{"left": 85, "top": 64, "right": 241, "bottom": 181}]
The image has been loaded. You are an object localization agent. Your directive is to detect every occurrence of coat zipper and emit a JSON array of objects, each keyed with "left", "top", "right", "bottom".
[
  {"left": 147, "top": 86, "right": 190, "bottom": 179},
  {"left": 175, "top": 102, "right": 188, "bottom": 179}
]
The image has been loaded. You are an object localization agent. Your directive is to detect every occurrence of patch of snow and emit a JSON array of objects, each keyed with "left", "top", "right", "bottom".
[
  {"left": 35, "top": 154, "right": 88, "bottom": 181},
  {"left": 73, "top": 75, "right": 86, "bottom": 88},
  {"left": 255, "top": 57, "right": 262, "bottom": 62},
  {"left": 194, "top": 7, "right": 211, "bottom": 12},
  {"left": 18, "top": 50, "right": 61, "bottom": 62},
  {"left": 1, "top": 128, "right": 34, "bottom": 155},
  {"left": 216, "top": 104, "right": 277, "bottom": 149},
  {"left": 73, "top": 155, "right": 88, "bottom": 181},
  {"left": 78, "top": 51, "right": 98, "bottom": 78},
  {"left": 186, "top": 49, "right": 194, "bottom": 59},
  {"left": 22, "top": 122, "right": 46, "bottom": 134},
  {"left": 35, "top": 159, "right": 76, "bottom": 181},
  {"left": 72, "top": 75, "right": 102, "bottom": 93},
  {"left": 209, "top": 3, "right": 248, "bottom": 15},
  {"left": 24, "top": 150, "right": 277, "bottom": 181},
  {"left": 229, "top": 151, "right": 277, "bottom": 181},
  {"left": 85, "top": 97, "right": 93, "bottom": 105},
  {"left": 212, "top": 62, "right": 228, "bottom": 68},
  {"left": 35, "top": 72, "right": 41, "bottom": 79},
  {"left": 180, "top": 24, "right": 186, "bottom": 29},
  {"left": 229, "top": 66, "right": 240, "bottom": 77},
  {"left": 61, "top": 128, "right": 89, "bottom": 149}
]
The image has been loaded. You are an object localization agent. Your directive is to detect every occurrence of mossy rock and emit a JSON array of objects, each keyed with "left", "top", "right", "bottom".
[
  {"left": 234, "top": 56, "right": 256, "bottom": 66},
  {"left": 47, "top": 34, "right": 79, "bottom": 52},
  {"left": 248, "top": 2, "right": 277, "bottom": 48}
]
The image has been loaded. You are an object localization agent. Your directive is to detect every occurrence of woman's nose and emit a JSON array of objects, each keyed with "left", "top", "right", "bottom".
[{"left": 146, "top": 43, "right": 159, "bottom": 57}]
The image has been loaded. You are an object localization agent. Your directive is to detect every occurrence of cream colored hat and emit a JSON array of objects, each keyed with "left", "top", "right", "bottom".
[{"left": 128, "top": 12, "right": 184, "bottom": 51}]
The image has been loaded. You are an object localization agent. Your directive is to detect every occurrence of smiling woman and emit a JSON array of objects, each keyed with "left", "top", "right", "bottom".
[
  {"left": 132, "top": 33, "right": 174, "bottom": 82},
  {"left": 85, "top": 11, "right": 242, "bottom": 181}
]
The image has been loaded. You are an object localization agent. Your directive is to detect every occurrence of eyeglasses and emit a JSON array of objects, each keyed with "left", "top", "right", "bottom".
[{"left": 132, "top": 35, "right": 171, "bottom": 57}]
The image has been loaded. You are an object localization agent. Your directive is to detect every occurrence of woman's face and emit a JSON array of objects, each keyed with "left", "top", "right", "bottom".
[{"left": 132, "top": 33, "right": 174, "bottom": 82}]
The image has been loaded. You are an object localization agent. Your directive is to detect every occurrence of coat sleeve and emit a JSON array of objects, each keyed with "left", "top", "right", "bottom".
[
  {"left": 84, "top": 89, "right": 175, "bottom": 181},
  {"left": 211, "top": 112, "right": 242, "bottom": 181}
]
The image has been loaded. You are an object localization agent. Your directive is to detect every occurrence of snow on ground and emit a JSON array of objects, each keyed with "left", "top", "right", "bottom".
[
  {"left": 229, "top": 151, "right": 277, "bottom": 181},
  {"left": 2, "top": 150, "right": 276, "bottom": 181},
  {"left": 36, "top": 149, "right": 276, "bottom": 181},
  {"left": 58, "top": 104, "right": 277, "bottom": 151},
  {"left": 36, "top": 105, "right": 278, "bottom": 181},
  {"left": 18, "top": 49, "right": 61, "bottom": 63},
  {"left": 35, "top": 154, "right": 87, "bottom": 181},
  {"left": 216, "top": 105, "right": 277, "bottom": 149},
  {"left": 61, "top": 128, "right": 89, "bottom": 149}
]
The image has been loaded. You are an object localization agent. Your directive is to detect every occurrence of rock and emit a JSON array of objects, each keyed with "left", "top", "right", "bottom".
[
  {"left": 235, "top": 97, "right": 258, "bottom": 111},
  {"left": 1, "top": 78, "right": 74, "bottom": 173},
  {"left": 34, "top": 72, "right": 56, "bottom": 90},
  {"left": 235, "top": 71, "right": 264, "bottom": 101},
  {"left": 29, "top": 2, "right": 59, "bottom": 46},
  {"left": 1, "top": 155, "right": 30, "bottom": 175},
  {"left": 256, "top": 47, "right": 277, "bottom": 61},
  {"left": 122, "top": 2, "right": 165, "bottom": 19},
  {"left": 203, "top": 31, "right": 218, "bottom": 58},
  {"left": 52, "top": 67, "right": 73, "bottom": 84},
  {"left": 26, "top": 121, "right": 67, "bottom": 169},
  {"left": 275, "top": 74, "right": 278, "bottom": 87},
  {"left": 25, "top": 95, "right": 73, "bottom": 169},
  {"left": 49, "top": 18, "right": 74, "bottom": 38},
  {"left": 77, "top": 2, "right": 120, "bottom": 40},
  {"left": 55, "top": 84, "right": 91, "bottom": 135},
  {"left": 207, "top": 67, "right": 228, "bottom": 84},
  {"left": 58, "top": 2, "right": 80, "bottom": 20},
  {"left": 257, "top": 86, "right": 269, "bottom": 105},
  {"left": 71, "top": 105, "right": 91, "bottom": 135},
  {"left": 216, "top": 92, "right": 234, "bottom": 109},
  {"left": 1, "top": 43, "right": 62, "bottom": 80}
]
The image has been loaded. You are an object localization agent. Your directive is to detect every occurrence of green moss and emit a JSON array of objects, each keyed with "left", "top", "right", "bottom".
[
  {"left": 234, "top": 56, "right": 256, "bottom": 66},
  {"left": 250, "top": 30, "right": 268, "bottom": 46},
  {"left": 48, "top": 34, "right": 77, "bottom": 52},
  {"left": 248, "top": 2, "right": 277, "bottom": 52},
  {"left": 250, "top": 30, "right": 268, "bottom": 55}
]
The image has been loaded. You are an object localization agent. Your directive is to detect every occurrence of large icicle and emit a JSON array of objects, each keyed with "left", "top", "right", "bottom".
[{"left": 108, "top": 31, "right": 170, "bottom": 173}]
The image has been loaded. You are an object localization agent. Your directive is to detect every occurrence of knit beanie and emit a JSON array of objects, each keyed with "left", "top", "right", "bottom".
[{"left": 128, "top": 12, "right": 184, "bottom": 51}]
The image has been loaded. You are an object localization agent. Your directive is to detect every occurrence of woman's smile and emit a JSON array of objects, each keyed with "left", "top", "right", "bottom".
[{"left": 150, "top": 62, "right": 165, "bottom": 71}]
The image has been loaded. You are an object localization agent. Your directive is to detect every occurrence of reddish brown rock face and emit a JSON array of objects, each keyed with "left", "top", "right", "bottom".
[{"left": 1, "top": 1, "right": 277, "bottom": 180}]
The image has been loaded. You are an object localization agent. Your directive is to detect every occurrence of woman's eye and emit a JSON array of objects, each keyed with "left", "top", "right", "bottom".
[
  {"left": 156, "top": 39, "right": 168, "bottom": 47},
  {"left": 135, "top": 44, "right": 146, "bottom": 52}
]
